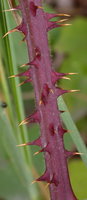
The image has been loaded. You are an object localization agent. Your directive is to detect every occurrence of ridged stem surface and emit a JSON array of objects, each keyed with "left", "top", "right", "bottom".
[{"left": 18, "top": 0, "right": 77, "bottom": 199}]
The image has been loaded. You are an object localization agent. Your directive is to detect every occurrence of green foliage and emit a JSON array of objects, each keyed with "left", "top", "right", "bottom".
[{"left": 69, "top": 160, "right": 87, "bottom": 200}]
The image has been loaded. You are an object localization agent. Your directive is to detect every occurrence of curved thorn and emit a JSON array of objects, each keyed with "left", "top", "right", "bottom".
[
  {"left": 17, "top": 81, "right": 25, "bottom": 87},
  {"left": 3, "top": 29, "right": 19, "bottom": 38},
  {"left": 19, "top": 119, "right": 29, "bottom": 126},
  {"left": 19, "top": 63, "right": 29, "bottom": 68},
  {"left": 56, "top": 19, "right": 68, "bottom": 23},
  {"left": 56, "top": 13, "right": 70, "bottom": 17}
]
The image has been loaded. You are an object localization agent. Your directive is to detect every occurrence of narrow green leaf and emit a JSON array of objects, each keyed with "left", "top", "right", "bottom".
[
  {"left": 0, "top": 106, "right": 40, "bottom": 200},
  {"left": 58, "top": 96, "right": 87, "bottom": 165}
]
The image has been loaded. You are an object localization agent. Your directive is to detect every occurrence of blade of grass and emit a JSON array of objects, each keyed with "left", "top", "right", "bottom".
[
  {"left": 0, "top": 0, "right": 31, "bottom": 165},
  {"left": 0, "top": 106, "right": 40, "bottom": 200},
  {"left": 0, "top": 57, "right": 17, "bottom": 128},
  {"left": 58, "top": 96, "right": 87, "bottom": 165}
]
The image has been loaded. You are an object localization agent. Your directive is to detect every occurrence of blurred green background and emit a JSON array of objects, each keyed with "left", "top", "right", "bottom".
[{"left": 0, "top": 0, "right": 87, "bottom": 199}]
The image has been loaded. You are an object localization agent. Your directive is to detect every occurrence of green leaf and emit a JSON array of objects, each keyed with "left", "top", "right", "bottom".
[
  {"left": 58, "top": 96, "right": 87, "bottom": 166},
  {"left": 69, "top": 160, "right": 87, "bottom": 200},
  {"left": 0, "top": 106, "right": 39, "bottom": 200}
]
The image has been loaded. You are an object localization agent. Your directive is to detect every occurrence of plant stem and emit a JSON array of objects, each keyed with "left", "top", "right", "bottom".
[{"left": 18, "top": 0, "right": 77, "bottom": 199}]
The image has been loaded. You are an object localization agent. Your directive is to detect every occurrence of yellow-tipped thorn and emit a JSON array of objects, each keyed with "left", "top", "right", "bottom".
[
  {"left": 56, "top": 18, "right": 68, "bottom": 23},
  {"left": 2, "top": 8, "right": 17, "bottom": 12},
  {"left": 3, "top": 29, "right": 19, "bottom": 38},
  {"left": 17, "top": 81, "right": 25, "bottom": 87},
  {"left": 61, "top": 23, "right": 72, "bottom": 27},
  {"left": 62, "top": 76, "right": 71, "bottom": 80},
  {"left": 68, "top": 72, "right": 78, "bottom": 75},
  {"left": 31, "top": 180, "right": 37, "bottom": 185},
  {"left": 16, "top": 143, "right": 26, "bottom": 147},
  {"left": 74, "top": 152, "right": 84, "bottom": 156},
  {"left": 20, "top": 63, "right": 29, "bottom": 68},
  {"left": 69, "top": 89, "right": 80, "bottom": 93},
  {"left": 57, "top": 13, "right": 71, "bottom": 17},
  {"left": 8, "top": 75, "right": 16, "bottom": 78},
  {"left": 19, "top": 119, "right": 29, "bottom": 126},
  {"left": 34, "top": 151, "right": 40, "bottom": 156}
]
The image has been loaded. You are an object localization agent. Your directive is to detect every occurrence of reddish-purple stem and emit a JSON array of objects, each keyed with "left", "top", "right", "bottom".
[{"left": 15, "top": 0, "right": 77, "bottom": 199}]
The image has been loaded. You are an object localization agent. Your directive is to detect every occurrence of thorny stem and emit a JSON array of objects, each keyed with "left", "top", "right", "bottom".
[{"left": 17, "top": 0, "right": 77, "bottom": 199}]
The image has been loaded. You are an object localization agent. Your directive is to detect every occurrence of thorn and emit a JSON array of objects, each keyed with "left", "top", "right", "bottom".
[
  {"left": 52, "top": 71, "right": 78, "bottom": 85},
  {"left": 69, "top": 89, "right": 80, "bottom": 93},
  {"left": 56, "top": 13, "right": 70, "bottom": 17},
  {"left": 31, "top": 180, "right": 37, "bottom": 185},
  {"left": 3, "top": 29, "right": 19, "bottom": 38},
  {"left": 73, "top": 152, "right": 84, "bottom": 156},
  {"left": 34, "top": 150, "right": 41, "bottom": 156},
  {"left": 19, "top": 63, "right": 29, "bottom": 68},
  {"left": 34, "top": 143, "right": 50, "bottom": 156},
  {"left": 62, "top": 76, "right": 71, "bottom": 80},
  {"left": 8, "top": 75, "right": 16, "bottom": 78},
  {"left": 17, "top": 81, "right": 25, "bottom": 87},
  {"left": 36, "top": 170, "right": 50, "bottom": 183},
  {"left": 60, "top": 23, "right": 72, "bottom": 27},
  {"left": 51, "top": 71, "right": 71, "bottom": 84},
  {"left": 19, "top": 111, "right": 40, "bottom": 126},
  {"left": 45, "top": 13, "right": 70, "bottom": 20},
  {"left": 8, "top": 69, "right": 31, "bottom": 80},
  {"left": 56, "top": 87, "right": 68, "bottom": 96},
  {"left": 56, "top": 88, "right": 80, "bottom": 97},
  {"left": 2, "top": 8, "right": 18, "bottom": 12},
  {"left": 19, "top": 119, "right": 29, "bottom": 126},
  {"left": 17, "top": 79, "right": 31, "bottom": 87},
  {"left": 16, "top": 143, "right": 27, "bottom": 147},
  {"left": 56, "top": 18, "right": 68, "bottom": 23},
  {"left": 17, "top": 137, "right": 41, "bottom": 147},
  {"left": 47, "top": 21, "right": 71, "bottom": 31},
  {"left": 20, "top": 59, "right": 38, "bottom": 69},
  {"left": 65, "top": 150, "right": 84, "bottom": 158},
  {"left": 67, "top": 72, "right": 78, "bottom": 75}
]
